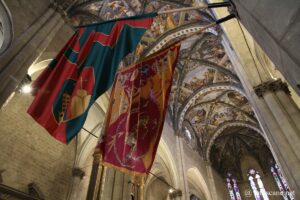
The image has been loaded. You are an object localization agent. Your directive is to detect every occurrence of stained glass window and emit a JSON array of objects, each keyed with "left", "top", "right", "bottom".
[
  {"left": 185, "top": 127, "right": 192, "bottom": 141},
  {"left": 248, "top": 169, "right": 269, "bottom": 200},
  {"left": 226, "top": 173, "right": 242, "bottom": 200},
  {"left": 232, "top": 178, "right": 242, "bottom": 200},
  {"left": 190, "top": 194, "right": 200, "bottom": 200},
  {"left": 271, "top": 164, "right": 295, "bottom": 200}
]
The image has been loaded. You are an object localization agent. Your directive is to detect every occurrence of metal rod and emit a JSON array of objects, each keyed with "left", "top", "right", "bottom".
[
  {"left": 145, "top": 14, "right": 235, "bottom": 57},
  {"left": 216, "top": 13, "right": 236, "bottom": 24},
  {"left": 158, "top": 3, "right": 208, "bottom": 14},
  {"left": 207, "top": 1, "right": 231, "bottom": 8},
  {"left": 82, "top": 127, "right": 99, "bottom": 138},
  {"left": 158, "top": 2, "right": 231, "bottom": 15},
  {"left": 148, "top": 171, "right": 177, "bottom": 190}
]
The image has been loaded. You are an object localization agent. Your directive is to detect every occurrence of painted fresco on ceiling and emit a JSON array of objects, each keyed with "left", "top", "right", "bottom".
[
  {"left": 210, "top": 128, "right": 274, "bottom": 180},
  {"left": 69, "top": 0, "right": 262, "bottom": 165}
]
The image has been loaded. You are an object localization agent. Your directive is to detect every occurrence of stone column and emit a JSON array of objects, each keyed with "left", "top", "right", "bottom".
[
  {"left": 112, "top": 171, "right": 125, "bottom": 200},
  {"left": 209, "top": 10, "right": 300, "bottom": 195},
  {"left": 275, "top": 90, "right": 300, "bottom": 132},
  {"left": 129, "top": 176, "right": 145, "bottom": 200},
  {"left": 86, "top": 153, "right": 131, "bottom": 200},
  {"left": 0, "top": 4, "right": 68, "bottom": 108},
  {"left": 231, "top": 0, "right": 300, "bottom": 96},
  {"left": 102, "top": 168, "right": 116, "bottom": 199},
  {"left": 129, "top": 177, "right": 137, "bottom": 200},
  {"left": 86, "top": 153, "right": 104, "bottom": 200},
  {"left": 67, "top": 167, "right": 85, "bottom": 199},
  {"left": 253, "top": 79, "right": 300, "bottom": 196},
  {"left": 205, "top": 162, "right": 218, "bottom": 200},
  {"left": 139, "top": 177, "right": 145, "bottom": 200},
  {"left": 175, "top": 136, "right": 188, "bottom": 200},
  {"left": 122, "top": 174, "right": 132, "bottom": 200}
]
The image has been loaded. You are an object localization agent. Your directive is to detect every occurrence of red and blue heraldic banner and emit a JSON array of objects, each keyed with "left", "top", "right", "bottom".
[
  {"left": 27, "top": 13, "right": 156, "bottom": 144},
  {"left": 96, "top": 43, "right": 181, "bottom": 175}
]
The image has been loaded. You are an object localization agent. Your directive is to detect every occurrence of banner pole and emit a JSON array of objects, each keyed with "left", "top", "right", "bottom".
[
  {"left": 139, "top": 177, "right": 145, "bottom": 200},
  {"left": 175, "top": 13, "right": 236, "bottom": 41},
  {"left": 158, "top": 2, "right": 231, "bottom": 15},
  {"left": 145, "top": 13, "right": 236, "bottom": 57},
  {"left": 158, "top": 4, "right": 208, "bottom": 14},
  {"left": 86, "top": 153, "right": 103, "bottom": 200}
]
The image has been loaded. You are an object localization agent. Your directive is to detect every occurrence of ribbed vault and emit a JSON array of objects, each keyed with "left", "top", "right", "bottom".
[
  {"left": 209, "top": 127, "right": 274, "bottom": 180},
  {"left": 65, "top": 0, "right": 265, "bottom": 175}
]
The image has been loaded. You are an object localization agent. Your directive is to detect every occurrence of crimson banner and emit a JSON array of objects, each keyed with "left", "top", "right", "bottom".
[
  {"left": 27, "top": 13, "right": 155, "bottom": 143},
  {"left": 96, "top": 43, "right": 181, "bottom": 175}
]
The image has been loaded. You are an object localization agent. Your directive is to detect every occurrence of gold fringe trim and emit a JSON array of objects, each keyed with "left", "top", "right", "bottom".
[{"left": 101, "top": 161, "right": 148, "bottom": 178}]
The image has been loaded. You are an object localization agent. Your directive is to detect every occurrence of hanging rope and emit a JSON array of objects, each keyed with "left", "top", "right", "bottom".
[
  {"left": 237, "top": 20, "right": 263, "bottom": 83},
  {"left": 148, "top": 171, "right": 177, "bottom": 191}
]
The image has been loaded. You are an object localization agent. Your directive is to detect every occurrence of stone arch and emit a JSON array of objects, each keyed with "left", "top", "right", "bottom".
[
  {"left": 187, "top": 167, "right": 213, "bottom": 200},
  {"left": 146, "top": 138, "right": 179, "bottom": 188},
  {"left": 144, "top": 21, "right": 218, "bottom": 57},
  {"left": 177, "top": 83, "right": 245, "bottom": 131},
  {"left": 0, "top": 0, "right": 13, "bottom": 54},
  {"left": 73, "top": 97, "right": 108, "bottom": 168},
  {"left": 145, "top": 138, "right": 180, "bottom": 199},
  {"left": 27, "top": 51, "right": 60, "bottom": 77},
  {"left": 28, "top": 59, "right": 52, "bottom": 78},
  {"left": 187, "top": 59, "right": 239, "bottom": 81},
  {"left": 67, "top": 101, "right": 107, "bottom": 200}
]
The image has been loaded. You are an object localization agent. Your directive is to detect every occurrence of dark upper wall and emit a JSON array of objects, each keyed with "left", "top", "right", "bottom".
[
  {"left": 5, "top": 0, "right": 51, "bottom": 40},
  {"left": 0, "top": 1, "right": 76, "bottom": 199},
  {"left": 232, "top": 0, "right": 300, "bottom": 95}
]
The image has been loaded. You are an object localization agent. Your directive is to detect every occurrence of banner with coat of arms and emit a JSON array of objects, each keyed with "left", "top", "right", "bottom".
[
  {"left": 27, "top": 13, "right": 156, "bottom": 143},
  {"left": 96, "top": 43, "right": 181, "bottom": 175}
]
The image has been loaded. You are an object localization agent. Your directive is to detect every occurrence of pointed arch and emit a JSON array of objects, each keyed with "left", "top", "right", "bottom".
[
  {"left": 187, "top": 167, "right": 213, "bottom": 200},
  {"left": 206, "top": 121, "right": 263, "bottom": 159}
]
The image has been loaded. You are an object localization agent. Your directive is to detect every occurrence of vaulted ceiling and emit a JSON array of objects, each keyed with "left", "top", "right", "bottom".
[
  {"left": 210, "top": 127, "right": 274, "bottom": 180},
  {"left": 63, "top": 0, "right": 268, "bottom": 178}
]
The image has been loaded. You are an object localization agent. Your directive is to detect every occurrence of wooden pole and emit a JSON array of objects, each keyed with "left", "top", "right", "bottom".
[
  {"left": 97, "top": 165, "right": 107, "bottom": 200},
  {"left": 158, "top": 4, "right": 208, "bottom": 15},
  {"left": 86, "top": 153, "right": 103, "bottom": 200},
  {"left": 168, "top": 13, "right": 236, "bottom": 43},
  {"left": 138, "top": 177, "right": 145, "bottom": 200},
  {"left": 145, "top": 13, "right": 236, "bottom": 57},
  {"left": 157, "top": 1, "right": 231, "bottom": 15},
  {"left": 75, "top": 2, "right": 232, "bottom": 28}
]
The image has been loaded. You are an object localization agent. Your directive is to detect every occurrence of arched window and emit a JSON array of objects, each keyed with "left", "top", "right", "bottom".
[
  {"left": 185, "top": 127, "right": 192, "bottom": 141},
  {"left": 270, "top": 164, "right": 295, "bottom": 200},
  {"left": 248, "top": 169, "right": 269, "bottom": 200},
  {"left": 226, "top": 173, "right": 242, "bottom": 200},
  {"left": 190, "top": 194, "right": 200, "bottom": 200},
  {"left": 0, "top": 0, "right": 13, "bottom": 54}
]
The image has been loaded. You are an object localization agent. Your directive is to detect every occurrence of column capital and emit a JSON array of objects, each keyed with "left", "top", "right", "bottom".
[
  {"left": 72, "top": 167, "right": 85, "bottom": 179},
  {"left": 254, "top": 79, "right": 290, "bottom": 97},
  {"left": 49, "top": 3, "right": 71, "bottom": 25},
  {"left": 93, "top": 151, "right": 102, "bottom": 164},
  {"left": 169, "top": 189, "right": 182, "bottom": 198}
]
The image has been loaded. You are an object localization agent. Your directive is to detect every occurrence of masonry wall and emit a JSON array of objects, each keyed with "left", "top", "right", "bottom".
[
  {"left": 5, "top": 0, "right": 51, "bottom": 40},
  {"left": 0, "top": 1, "right": 77, "bottom": 199},
  {"left": 0, "top": 94, "right": 76, "bottom": 199},
  {"left": 36, "top": 24, "right": 74, "bottom": 63}
]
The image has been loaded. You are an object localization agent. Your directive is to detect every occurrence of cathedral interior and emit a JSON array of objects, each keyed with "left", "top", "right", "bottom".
[{"left": 0, "top": 0, "right": 300, "bottom": 199}]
